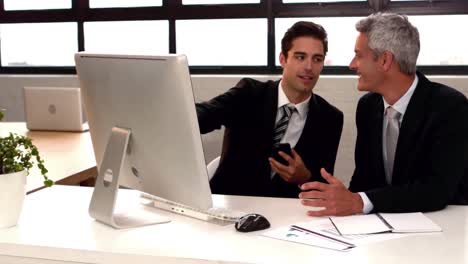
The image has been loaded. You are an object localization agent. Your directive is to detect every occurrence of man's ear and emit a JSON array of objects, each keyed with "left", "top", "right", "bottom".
[
  {"left": 381, "top": 51, "right": 394, "bottom": 72},
  {"left": 279, "top": 52, "right": 287, "bottom": 67}
]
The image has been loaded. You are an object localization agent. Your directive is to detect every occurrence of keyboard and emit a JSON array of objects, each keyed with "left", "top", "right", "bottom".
[{"left": 140, "top": 193, "right": 246, "bottom": 223}]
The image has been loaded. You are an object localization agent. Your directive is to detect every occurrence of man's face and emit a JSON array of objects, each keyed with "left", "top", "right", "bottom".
[
  {"left": 280, "top": 36, "right": 325, "bottom": 97},
  {"left": 349, "top": 33, "right": 384, "bottom": 92}
]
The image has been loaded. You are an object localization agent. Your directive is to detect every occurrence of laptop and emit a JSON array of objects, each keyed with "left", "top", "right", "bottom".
[{"left": 23, "top": 87, "right": 88, "bottom": 132}]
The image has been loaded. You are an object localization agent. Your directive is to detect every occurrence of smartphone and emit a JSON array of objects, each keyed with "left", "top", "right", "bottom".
[{"left": 271, "top": 143, "right": 292, "bottom": 165}]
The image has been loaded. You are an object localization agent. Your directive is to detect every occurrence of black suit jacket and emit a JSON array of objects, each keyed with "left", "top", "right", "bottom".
[
  {"left": 349, "top": 72, "right": 468, "bottom": 212},
  {"left": 197, "top": 78, "right": 343, "bottom": 198}
]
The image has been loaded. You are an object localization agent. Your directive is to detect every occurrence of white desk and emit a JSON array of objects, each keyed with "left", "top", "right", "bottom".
[
  {"left": 0, "top": 186, "right": 467, "bottom": 264},
  {"left": 0, "top": 122, "right": 97, "bottom": 193}
]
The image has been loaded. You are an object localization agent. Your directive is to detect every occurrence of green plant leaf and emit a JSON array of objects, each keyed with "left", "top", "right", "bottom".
[{"left": 0, "top": 132, "right": 53, "bottom": 187}]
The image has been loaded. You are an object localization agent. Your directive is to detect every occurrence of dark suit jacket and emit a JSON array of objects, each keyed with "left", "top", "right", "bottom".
[
  {"left": 349, "top": 72, "right": 468, "bottom": 212},
  {"left": 197, "top": 78, "right": 343, "bottom": 198}
]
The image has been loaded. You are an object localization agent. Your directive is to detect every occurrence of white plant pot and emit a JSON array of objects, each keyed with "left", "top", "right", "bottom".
[{"left": 0, "top": 170, "right": 27, "bottom": 228}]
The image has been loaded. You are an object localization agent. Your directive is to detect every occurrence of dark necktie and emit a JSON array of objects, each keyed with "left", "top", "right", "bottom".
[
  {"left": 273, "top": 105, "right": 295, "bottom": 147},
  {"left": 384, "top": 106, "right": 401, "bottom": 184}
]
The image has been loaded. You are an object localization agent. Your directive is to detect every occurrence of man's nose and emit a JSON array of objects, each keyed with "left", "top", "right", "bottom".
[
  {"left": 349, "top": 57, "right": 357, "bottom": 71},
  {"left": 304, "top": 58, "right": 314, "bottom": 70}
]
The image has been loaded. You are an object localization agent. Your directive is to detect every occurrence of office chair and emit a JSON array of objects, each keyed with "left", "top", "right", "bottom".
[{"left": 206, "top": 156, "right": 220, "bottom": 180}]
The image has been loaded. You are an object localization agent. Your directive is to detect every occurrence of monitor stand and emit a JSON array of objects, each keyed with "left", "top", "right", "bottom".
[{"left": 88, "top": 127, "right": 170, "bottom": 229}]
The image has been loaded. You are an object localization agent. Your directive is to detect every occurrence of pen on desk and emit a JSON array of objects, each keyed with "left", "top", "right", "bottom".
[
  {"left": 290, "top": 225, "right": 355, "bottom": 248},
  {"left": 376, "top": 213, "right": 393, "bottom": 230},
  {"left": 328, "top": 217, "right": 342, "bottom": 236}
]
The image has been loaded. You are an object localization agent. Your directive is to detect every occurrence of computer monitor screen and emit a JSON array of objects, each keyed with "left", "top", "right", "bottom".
[{"left": 75, "top": 53, "right": 213, "bottom": 211}]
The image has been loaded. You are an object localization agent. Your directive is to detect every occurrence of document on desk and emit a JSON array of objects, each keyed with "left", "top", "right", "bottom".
[
  {"left": 294, "top": 219, "right": 407, "bottom": 246},
  {"left": 263, "top": 218, "right": 409, "bottom": 250},
  {"left": 263, "top": 224, "right": 355, "bottom": 252},
  {"left": 330, "top": 212, "right": 442, "bottom": 235}
]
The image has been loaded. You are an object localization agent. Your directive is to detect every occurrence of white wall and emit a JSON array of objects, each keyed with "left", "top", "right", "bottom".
[{"left": 1, "top": 74, "right": 467, "bottom": 186}]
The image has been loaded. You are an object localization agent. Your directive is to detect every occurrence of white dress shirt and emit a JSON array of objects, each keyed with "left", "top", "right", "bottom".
[
  {"left": 276, "top": 80, "right": 310, "bottom": 148},
  {"left": 359, "top": 75, "right": 419, "bottom": 214},
  {"left": 270, "top": 81, "right": 310, "bottom": 179}
]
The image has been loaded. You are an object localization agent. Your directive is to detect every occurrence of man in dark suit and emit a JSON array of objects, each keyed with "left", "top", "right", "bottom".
[
  {"left": 300, "top": 13, "right": 468, "bottom": 215},
  {"left": 197, "top": 21, "right": 343, "bottom": 198}
]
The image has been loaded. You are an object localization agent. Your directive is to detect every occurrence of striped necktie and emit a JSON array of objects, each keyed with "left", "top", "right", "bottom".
[{"left": 273, "top": 105, "right": 295, "bottom": 147}]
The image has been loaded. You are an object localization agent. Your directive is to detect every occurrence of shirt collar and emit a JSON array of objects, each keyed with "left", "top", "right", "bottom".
[
  {"left": 383, "top": 74, "right": 419, "bottom": 116},
  {"left": 278, "top": 80, "right": 310, "bottom": 118}
]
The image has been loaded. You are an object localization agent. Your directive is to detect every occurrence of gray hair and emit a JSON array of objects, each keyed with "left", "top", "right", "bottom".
[{"left": 356, "top": 13, "right": 420, "bottom": 74}]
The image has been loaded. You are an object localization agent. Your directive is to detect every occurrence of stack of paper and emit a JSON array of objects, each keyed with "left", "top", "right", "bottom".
[
  {"left": 329, "top": 212, "right": 442, "bottom": 235},
  {"left": 262, "top": 213, "right": 441, "bottom": 251},
  {"left": 263, "top": 223, "right": 355, "bottom": 251}
]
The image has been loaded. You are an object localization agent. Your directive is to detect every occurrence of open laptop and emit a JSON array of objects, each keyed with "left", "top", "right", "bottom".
[{"left": 23, "top": 87, "right": 88, "bottom": 132}]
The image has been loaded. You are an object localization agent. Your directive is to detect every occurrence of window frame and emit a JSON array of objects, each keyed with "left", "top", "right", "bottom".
[{"left": 0, "top": 0, "right": 467, "bottom": 75}]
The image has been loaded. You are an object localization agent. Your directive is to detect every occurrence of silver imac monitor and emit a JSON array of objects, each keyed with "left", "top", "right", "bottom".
[{"left": 75, "top": 52, "right": 213, "bottom": 228}]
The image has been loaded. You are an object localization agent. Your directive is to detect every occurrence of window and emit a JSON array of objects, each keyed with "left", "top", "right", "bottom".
[
  {"left": 183, "top": 0, "right": 260, "bottom": 4},
  {"left": 0, "top": 0, "right": 466, "bottom": 74},
  {"left": 84, "top": 21, "right": 169, "bottom": 54},
  {"left": 277, "top": 15, "right": 468, "bottom": 67},
  {"left": 283, "top": 0, "right": 365, "bottom": 3},
  {"left": 3, "top": 0, "right": 71, "bottom": 11},
  {"left": 409, "top": 15, "right": 468, "bottom": 65},
  {"left": 89, "top": 0, "right": 162, "bottom": 8},
  {"left": 0, "top": 23, "right": 77, "bottom": 67},
  {"left": 176, "top": 19, "right": 267, "bottom": 66}
]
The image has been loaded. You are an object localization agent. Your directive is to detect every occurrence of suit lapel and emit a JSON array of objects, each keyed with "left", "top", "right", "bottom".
[
  {"left": 392, "top": 73, "right": 430, "bottom": 183},
  {"left": 370, "top": 96, "right": 386, "bottom": 184},
  {"left": 296, "top": 94, "right": 319, "bottom": 148},
  {"left": 264, "top": 81, "right": 280, "bottom": 146}
]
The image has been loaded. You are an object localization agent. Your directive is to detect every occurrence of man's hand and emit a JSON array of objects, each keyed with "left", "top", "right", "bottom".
[
  {"left": 299, "top": 168, "right": 363, "bottom": 216},
  {"left": 269, "top": 149, "right": 311, "bottom": 185}
]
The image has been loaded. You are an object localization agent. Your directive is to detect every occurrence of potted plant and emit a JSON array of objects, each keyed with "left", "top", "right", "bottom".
[{"left": 0, "top": 111, "right": 53, "bottom": 228}]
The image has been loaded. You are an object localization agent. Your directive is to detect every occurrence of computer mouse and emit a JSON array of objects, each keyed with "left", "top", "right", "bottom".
[{"left": 235, "top": 213, "right": 270, "bottom": 232}]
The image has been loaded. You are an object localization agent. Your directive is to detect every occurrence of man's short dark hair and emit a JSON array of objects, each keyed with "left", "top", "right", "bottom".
[{"left": 281, "top": 21, "right": 328, "bottom": 59}]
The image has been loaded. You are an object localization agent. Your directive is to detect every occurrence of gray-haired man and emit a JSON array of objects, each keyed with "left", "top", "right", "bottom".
[{"left": 299, "top": 12, "right": 468, "bottom": 216}]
